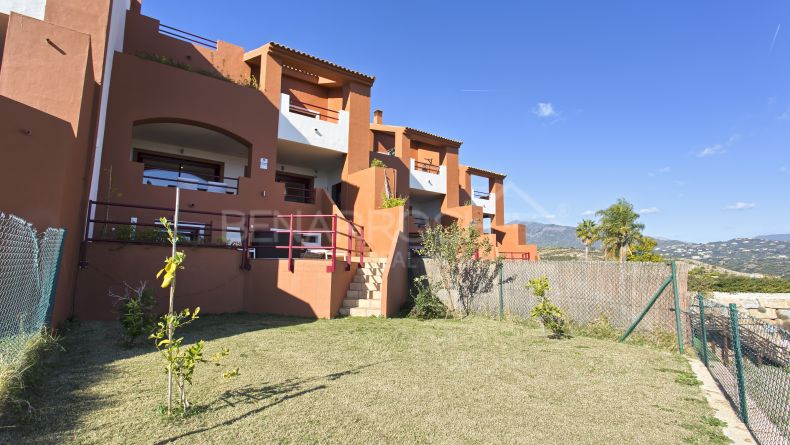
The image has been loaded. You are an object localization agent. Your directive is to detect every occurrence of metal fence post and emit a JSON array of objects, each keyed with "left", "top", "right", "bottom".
[
  {"left": 697, "top": 292, "right": 708, "bottom": 366},
  {"left": 671, "top": 261, "right": 684, "bottom": 353},
  {"left": 498, "top": 262, "right": 504, "bottom": 321},
  {"left": 728, "top": 303, "right": 749, "bottom": 424}
]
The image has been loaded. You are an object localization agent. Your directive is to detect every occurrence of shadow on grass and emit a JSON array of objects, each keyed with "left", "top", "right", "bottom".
[
  {"left": 152, "top": 362, "right": 387, "bottom": 445},
  {"left": 0, "top": 313, "right": 318, "bottom": 443}
]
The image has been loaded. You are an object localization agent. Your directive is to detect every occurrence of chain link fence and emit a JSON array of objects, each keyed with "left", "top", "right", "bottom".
[
  {"left": 689, "top": 296, "right": 789, "bottom": 445},
  {"left": 0, "top": 213, "right": 65, "bottom": 370},
  {"left": 421, "top": 259, "right": 688, "bottom": 334}
]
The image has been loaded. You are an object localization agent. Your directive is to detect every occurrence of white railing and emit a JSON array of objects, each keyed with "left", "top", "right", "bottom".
[{"left": 278, "top": 94, "right": 349, "bottom": 153}]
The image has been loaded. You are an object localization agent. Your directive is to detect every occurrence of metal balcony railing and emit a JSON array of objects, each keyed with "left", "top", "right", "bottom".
[
  {"left": 81, "top": 201, "right": 365, "bottom": 273},
  {"left": 413, "top": 160, "right": 440, "bottom": 174},
  {"left": 158, "top": 23, "right": 217, "bottom": 50}
]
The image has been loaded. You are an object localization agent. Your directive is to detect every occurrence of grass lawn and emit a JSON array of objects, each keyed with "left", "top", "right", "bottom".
[{"left": 0, "top": 315, "right": 727, "bottom": 444}]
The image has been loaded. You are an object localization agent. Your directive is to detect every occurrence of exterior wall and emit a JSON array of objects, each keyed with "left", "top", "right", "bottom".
[
  {"left": 0, "top": 12, "right": 101, "bottom": 326},
  {"left": 75, "top": 243, "right": 356, "bottom": 320},
  {"left": 409, "top": 158, "right": 447, "bottom": 194}
]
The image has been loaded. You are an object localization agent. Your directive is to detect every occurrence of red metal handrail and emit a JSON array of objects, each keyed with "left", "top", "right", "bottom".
[
  {"left": 80, "top": 201, "right": 366, "bottom": 273},
  {"left": 413, "top": 160, "right": 440, "bottom": 174},
  {"left": 500, "top": 252, "right": 531, "bottom": 260}
]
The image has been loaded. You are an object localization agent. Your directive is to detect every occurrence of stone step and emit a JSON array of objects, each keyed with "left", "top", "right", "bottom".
[
  {"left": 338, "top": 307, "right": 382, "bottom": 317},
  {"left": 351, "top": 256, "right": 387, "bottom": 263},
  {"left": 345, "top": 289, "right": 382, "bottom": 300},
  {"left": 360, "top": 268, "right": 382, "bottom": 276},
  {"left": 352, "top": 275, "right": 382, "bottom": 284},
  {"left": 350, "top": 282, "right": 379, "bottom": 291},
  {"left": 342, "top": 297, "right": 381, "bottom": 309}
]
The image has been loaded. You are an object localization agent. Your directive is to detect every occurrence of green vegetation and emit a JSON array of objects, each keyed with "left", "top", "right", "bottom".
[
  {"left": 628, "top": 236, "right": 665, "bottom": 262},
  {"left": 380, "top": 194, "right": 407, "bottom": 209},
  {"left": 0, "top": 331, "right": 59, "bottom": 418},
  {"left": 108, "top": 282, "right": 157, "bottom": 347},
  {"left": 408, "top": 277, "right": 447, "bottom": 319},
  {"left": 0, "top": 316, "right": 726, "bottom": 444},
  {"left": 136, "top": 52, "right": 258, "bottom": 89},
  {"left": 419, "top": 222, "right": 500, "bottom": 316},
  {"left": 575, "top": 219, "right": 597, "bottom": 260},
  {"left": 527, "top": 276, "right": 568, "bottom": 338},
  {"left": 596, "top": 198, "right": 646, "bottom": 262},
  {"left": 370, "top": 158, "right": 387, "bottom": 168},
  {"left": 689, "top": 267, "right": 790, "bottom": 293}
]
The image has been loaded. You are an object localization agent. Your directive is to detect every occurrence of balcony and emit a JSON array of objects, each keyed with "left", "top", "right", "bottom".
[
  {"left": 409, "top": 159, "right": 446, "bottom": 194},
  {"left": 472, "top": 190, "right": 496, "bottom": 215},
  {"left": 278, "top": 93, "right": 349, "bottom": 152}
]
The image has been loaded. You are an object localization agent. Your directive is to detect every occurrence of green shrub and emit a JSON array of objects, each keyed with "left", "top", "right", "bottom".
[
  {"left": 527, "top": 276, "right": 568, "bottom": 338},
  {"left": 109, "top": 282, "right": 158, "bottom": 347},
  {"left": 408, "top": 276, "right": 447, "bottom": 320},
  {"left": 381, "top": 194, "right": 407, "bottom": 209},
  {"left": 370, "top": 158, "right": 387, "bottom": 168},
  {"left": 689, "top": 267, "right": 790, "bottom": 293}
]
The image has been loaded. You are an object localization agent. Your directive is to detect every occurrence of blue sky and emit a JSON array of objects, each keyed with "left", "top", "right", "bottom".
[{"left": 143, "top": 1, "right": 790, "bottom": 243}]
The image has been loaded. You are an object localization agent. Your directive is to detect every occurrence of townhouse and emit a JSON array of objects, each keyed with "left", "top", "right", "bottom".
[{"left": 0, "top": 0, "right": 537, "bottom": 324}]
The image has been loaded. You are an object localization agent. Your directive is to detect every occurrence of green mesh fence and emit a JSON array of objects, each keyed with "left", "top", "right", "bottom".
[
  {"left": 689, "top": 296, "right": 790, "bottom": 445},
  {"left": 0, "top": 213, "right": 65, "bottom": 368}
]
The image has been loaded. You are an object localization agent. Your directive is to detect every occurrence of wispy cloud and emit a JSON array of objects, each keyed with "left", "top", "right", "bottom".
[
  {"left": 780, "top": 166, "right": 789, "bottom": 173},
  {"left": 779, "top": 108, "right": 790, "bottom": 120},
  {"left": 648, "top": 166, "right": 671, "bottom": 177},
  {"left": 697, "top": 144, "right": 724, "bottom": 158},
  {"left": 725, "top": 202, "right": 757, "bottom": 210},
  {"left": 696, "top": 134, "right": 739, "bottom": 158},
  {"left": 639, "top": 207, "right": 660, "bottom": 214},
  {"left": 770, "top": 24, "right": 781, "bottom": 53},
  {"left": 532, "top": 102, "right": 558, "bottom": 118},
  {"left": 581, "top": 210, "right": 595, "bottom": 216}
]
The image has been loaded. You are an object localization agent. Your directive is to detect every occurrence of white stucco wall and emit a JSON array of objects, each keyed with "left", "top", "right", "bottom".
[
  {"left": 409, "top": 158, "right": 447, "bottom": 194},
  {"left": 277, "top": 162, "right": 343, "bottom": 195},
  {"left": 472, "top": 192, "right": 496, "bottom": 215},
  {"left": 278, "top": 93, "right": 349, "bottom": 153},
  {"left": 0, "top": 0, "right": 46, "bottom": 20}
]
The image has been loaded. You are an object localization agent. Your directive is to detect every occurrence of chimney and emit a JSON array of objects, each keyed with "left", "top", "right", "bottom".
[{"left": 373, "top": 109, "right": 383, "bottom": 124}]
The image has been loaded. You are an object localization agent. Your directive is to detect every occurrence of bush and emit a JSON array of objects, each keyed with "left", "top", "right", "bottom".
[
  {"left": 109, "top": 282, "right": 158, "bottom": 347},
  {"left": 689, "top": 267, "right": 790, "bottom": 293},
  {"left": 527, "top": 276, "right": 568, "bottom": 338},
  {"left": 408, "top": 276, "right": 447, "bottom": 319},
  {"left": 370, "top": 158, "right": 387, "bottom": 168},
  {"left": 381, "top": 194, "right": 407, "bottom": 209}
]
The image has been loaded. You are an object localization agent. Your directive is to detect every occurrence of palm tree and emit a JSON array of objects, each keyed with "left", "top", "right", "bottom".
[
  {"left": 575, "top": 219, "right": 597, "bottom": 260},
  {"left": 595, "top": 198, "right": 645, "bottom": 263}
]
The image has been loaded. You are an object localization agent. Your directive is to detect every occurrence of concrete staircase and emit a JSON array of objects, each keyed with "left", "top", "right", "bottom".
[{"left": 338, "top": 258, "right": 386, "bottom": 317}]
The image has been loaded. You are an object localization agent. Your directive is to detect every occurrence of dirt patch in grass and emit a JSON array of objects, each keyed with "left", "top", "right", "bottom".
[{"left": 0, "top": 315, "right": 725, "bottom": 444}]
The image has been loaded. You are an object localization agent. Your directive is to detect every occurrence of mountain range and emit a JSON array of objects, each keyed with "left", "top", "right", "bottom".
[{"left": 514, "top": 221, "right": 790, "bottom": 278}]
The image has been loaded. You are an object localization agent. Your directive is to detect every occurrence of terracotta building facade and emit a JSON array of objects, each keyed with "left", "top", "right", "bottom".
[{"left": 0, "top": 0, "right": 538, "bottom": 325}]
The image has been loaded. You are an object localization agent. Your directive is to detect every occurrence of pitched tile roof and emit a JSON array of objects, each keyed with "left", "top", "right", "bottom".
[
  {"left": 404, "top": 127, "right": 463, "bottom": 146},
  {"left": 269, "top": 42, "right": 375, "bottom": 84}
]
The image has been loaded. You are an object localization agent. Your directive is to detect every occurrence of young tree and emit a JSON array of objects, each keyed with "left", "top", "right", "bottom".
[
  {"left": 627, "top": 235, "right": 664, "bottom": 262},
  {"left": 575, "top": 219, "right": 597, "bottom": 260},
  {"left": 419, "top": 222, "right": 500, "bottom": 317},
  {"left": 595, "top": 198, "right": 645, "bottom": 263}
]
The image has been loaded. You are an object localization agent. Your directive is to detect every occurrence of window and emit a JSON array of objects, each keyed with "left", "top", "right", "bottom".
[{"left": 276, "top": 172, "right": 315, "bottom": 203}]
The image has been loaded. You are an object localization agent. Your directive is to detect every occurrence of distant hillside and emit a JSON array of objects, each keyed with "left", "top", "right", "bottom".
[
  {"left": 754, "top": 234, "right": 790, "bottom": 242},
  {"left": 518, "top": 222, "right": 583, "bottom": 248},
  {"left": 517, "top": 221, "right": 790, "bottom": 278}
]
